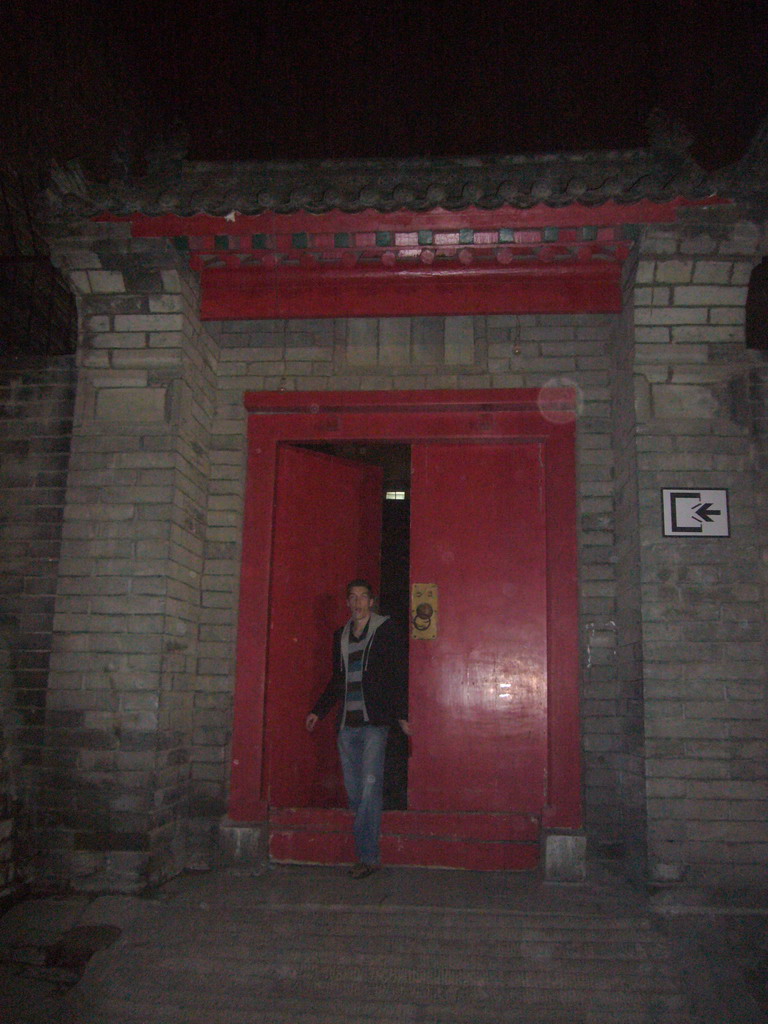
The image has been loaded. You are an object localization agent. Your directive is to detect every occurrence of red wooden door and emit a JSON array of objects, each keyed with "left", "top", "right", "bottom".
[
  {"left": 264, "top": 446, "right": 383, "bottom": 809},
  {"left": 232, "top": 389, "right": 580, "bottom": 864},
  {"left": 408, "top": 442, "right": 548, "bottom": 814}
]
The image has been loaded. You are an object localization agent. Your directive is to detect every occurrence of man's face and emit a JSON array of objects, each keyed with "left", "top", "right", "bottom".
[{"left": 347, "top": 586, "right": 374, "bottom": 623}]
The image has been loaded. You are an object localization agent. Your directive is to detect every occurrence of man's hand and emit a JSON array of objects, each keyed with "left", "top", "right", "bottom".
[
  {"left": 398, "top": 719, "right": 410, "bottom": 736},
  {"left": 306, "top": 713, "right": 319, "bottom": 732}
]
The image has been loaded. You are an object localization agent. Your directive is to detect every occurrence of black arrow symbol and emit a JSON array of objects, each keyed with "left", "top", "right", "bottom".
[{"left": 692, "top": 502, "right": 721, "bottom": 523}]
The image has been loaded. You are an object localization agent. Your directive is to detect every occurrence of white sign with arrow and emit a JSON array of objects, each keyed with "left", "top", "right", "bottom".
[{"left": 662, "top": 489, "right": 730, "bottom": 537}]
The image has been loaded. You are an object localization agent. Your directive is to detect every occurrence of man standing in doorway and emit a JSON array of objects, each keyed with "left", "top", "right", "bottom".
[{"left": 306, "top": 579, "right": 409, "bottom": 878}]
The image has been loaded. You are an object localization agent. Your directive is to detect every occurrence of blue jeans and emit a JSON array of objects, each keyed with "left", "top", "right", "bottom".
[{"left": 337, "top": 725, "right": 389, "bottom": 865}]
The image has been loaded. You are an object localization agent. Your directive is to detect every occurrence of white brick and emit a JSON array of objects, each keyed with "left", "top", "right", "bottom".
[
  {"left": 148, "top": 332, "right": 184, "bottom": 348},
  {"left": 670, "top": 325, "right": 741, "bottom": 343},
  {"left": 692, "top": 261, "right": 732, "bottom": 285},
  {"left": 673, "top": 286, "right": 747, "bottom": 306},
  {"left": 378, "top": 319, "right": 411, "bottom": 366},
  {"left": 285, "top": 346, "right": 331, "bottom": 361},
  {"left": 160, "top": 270, "right": 182, "bottom": 291},
  {"left": 634, "top": 326, "right": 670, "bottom": 344},
  {"left": 69, "top": 270, "right": 91, "bottom": 294},
  {"left": 731, "top": 262, "right": 756, "bottom": 286},
  {"left": 94, "top": 387, "right": 167, "bottom": 422},
  {"left": 112, "top": 351, "right": 180, "bottom": 369},
  {"left": 444, "top": 316, "right": 474, "bottom": 365},
  {"left": 92, "top": 333, "right": 146, "bottom": 349},
  {"left": 634, "top": 286, "right": 672, "bottom": 306},
  {"left": 89, "top": 370, "right": 148, "bottom": 388},
  {"left": 635, "top": 343, "right": 708, "bottom": 364},
  {"left": 149, "top": 295, "right": 183, "bottom": 313},
  {"left": 636, "top": 307, "right": 709, "bottom": 325},
  {"left": 720, "top": 221, "right": 761, "bottom": 254},
  {"left": 635, "top": 261, "right": 655, "bottom": 284},
  {"left": 88, "top": 270, "right": 126, "bottom": 293},
  {"left": 81, "top": 351, "right": 110, "bottom": 368},
  {"left": 655, "top": 260, "right": 693, "bottom": 284},
  {"left": 651, "top": 383, "right": 718, "bottom": 418},
  {"left": 114, "top": 314, "right": 185, "bottom": 332},
  {"left": 641, "top": 234, "right": 679, "bottom": 256},
  {"left": 346, "top": 319, "right": 378, "bottom": 365},
  {"left": 709, "top": 308, "right": 745, "bottom": 325},
  {"left": 56, "top": 250, "right": 103, "bottom": 270},
  {"left": 678, "top": 234, "right": 719, "bottom": 255},
  {"left": 87, "top": 315, "right": 111, "bottom": 332}
]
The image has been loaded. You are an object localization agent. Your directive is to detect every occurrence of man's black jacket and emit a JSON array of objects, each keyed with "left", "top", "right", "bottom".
[{"left": 311, "top": 614, "right": 408, "bottom": 728}]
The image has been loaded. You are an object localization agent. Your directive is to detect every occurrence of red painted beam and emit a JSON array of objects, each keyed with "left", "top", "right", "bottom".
[
  {"left": 243, "top": 386, "right": 575, "bottom": 414},
  {"left": 201, "top": 261, "right": 622, "bottom": 318}
]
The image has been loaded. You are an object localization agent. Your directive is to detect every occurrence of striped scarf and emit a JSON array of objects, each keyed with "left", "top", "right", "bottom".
[{"left": 339, "top": 613, "right": 389, "bottom": 728}]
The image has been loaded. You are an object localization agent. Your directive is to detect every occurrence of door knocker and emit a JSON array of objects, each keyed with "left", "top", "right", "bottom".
[
  {"left": 411, "top": 584, "right": 438, "bottom": 639},
  {"left": 413, "top": 602, "right": 434, "bottom": 632}
]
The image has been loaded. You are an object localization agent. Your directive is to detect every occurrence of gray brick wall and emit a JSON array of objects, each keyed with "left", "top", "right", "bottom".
[
  {"left": 635, "top": 209, "right": 768, "bottom": 883},
  {"left": 0, "top": 356, "right": 77, "bottom": 890}
]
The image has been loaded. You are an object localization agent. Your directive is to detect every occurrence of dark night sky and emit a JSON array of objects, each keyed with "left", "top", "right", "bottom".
[{"left": 9, "top": 0, "right": 768, "bottom": 174}]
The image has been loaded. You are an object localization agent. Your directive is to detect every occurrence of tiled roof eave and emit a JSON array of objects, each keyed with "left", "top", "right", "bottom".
[
  {"left": 46, "top": 148, "right": 725, "bottom": 221},
  {"left": 88, "top": 186, "right": 717, "bottom": 219}
]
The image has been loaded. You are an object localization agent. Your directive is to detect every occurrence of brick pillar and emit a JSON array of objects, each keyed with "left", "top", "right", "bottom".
[
  {"left": 43, "top": 226, "right": 218, "bottom": 891},
  {"left": 634, "top": 210, "right": 768, "bottom": 884}
]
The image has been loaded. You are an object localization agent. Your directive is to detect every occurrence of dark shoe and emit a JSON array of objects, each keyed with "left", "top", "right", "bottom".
[{"left": 348, "top": 862, "right": 380, "bottom": 879}]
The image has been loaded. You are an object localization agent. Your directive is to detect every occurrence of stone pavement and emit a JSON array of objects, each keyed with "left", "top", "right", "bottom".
[{"left": 0, "top": 864, "right": 766, "bottom": 1024}]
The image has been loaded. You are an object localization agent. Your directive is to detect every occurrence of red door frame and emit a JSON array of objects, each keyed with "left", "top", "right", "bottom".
[{"left": 228, "top": 388, "right": 581, "bottom": 832}]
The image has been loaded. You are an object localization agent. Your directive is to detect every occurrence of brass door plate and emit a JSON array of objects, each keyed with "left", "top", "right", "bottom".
[{"left": 411, "top": 583, "right": 438, "bottom": 639}]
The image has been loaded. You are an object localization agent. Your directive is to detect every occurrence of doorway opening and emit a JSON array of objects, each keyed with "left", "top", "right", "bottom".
[{"left": 296, "top": 441, "right": 411, "bottom": 810}]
